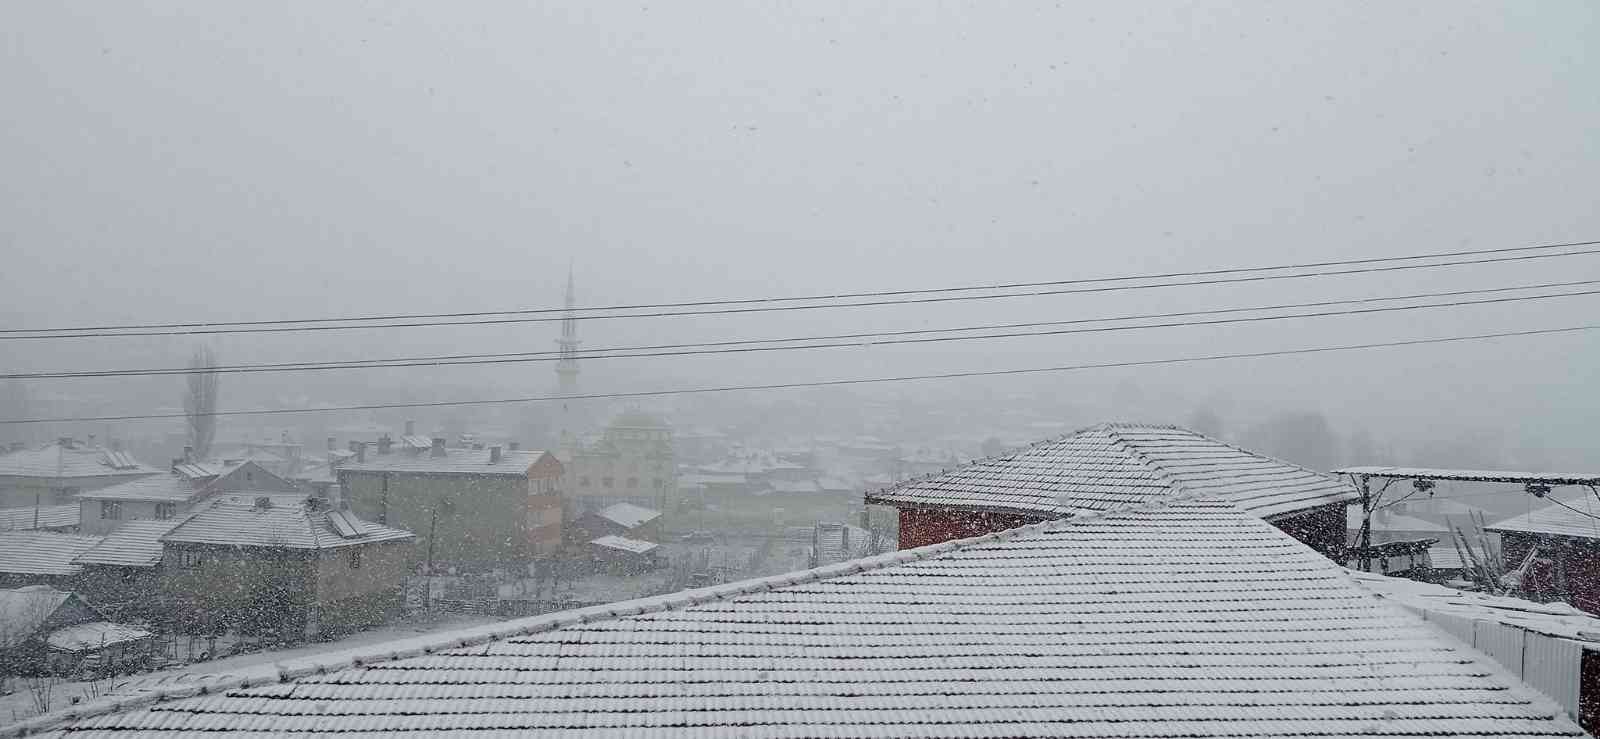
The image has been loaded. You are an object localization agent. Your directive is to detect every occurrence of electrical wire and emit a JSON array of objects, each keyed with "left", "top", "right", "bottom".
[
  {"left": 6, "top": 243, "right": 1600, "bottom": 339},
  {"left": 3, "top": 323, "right": 1594, "bottom": 425},
  {"left": 7, "top": 285, "right": 1597, "bottom": 380}
]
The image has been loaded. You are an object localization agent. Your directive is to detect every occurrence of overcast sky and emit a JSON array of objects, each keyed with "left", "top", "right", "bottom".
[{"left": 2, "top": 2, "right": 1597, "bottom": 461}]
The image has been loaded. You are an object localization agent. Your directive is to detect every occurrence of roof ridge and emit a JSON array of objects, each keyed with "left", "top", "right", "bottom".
[
  {"left": 2, "top": 494, "right": 1239, "bottom": 737},
  {"left": 1100, "top": 424, "right": 1188, "bottom": 497}
]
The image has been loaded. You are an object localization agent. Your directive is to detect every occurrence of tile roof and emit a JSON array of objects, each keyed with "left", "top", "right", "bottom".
[
  {"left": 73, "top": 519, "right": 184, "bottom": 567},
  {"left": 26, "top": 498, "right": 1582, "bottom": 737},
  {"left": 161, "top": 494, "right": 414, "bottom": 550},
  {"left": 868, "top": 423, "right": 1357, "bottom": 519},
  {"left": 338, "top": 448, "right": 553, "bottom": 476},
  {"left": 0, "top": 442, "right": 161, "bottom": 480},
  {"left": 589, "top": 534, "right": 658, "bottom": 555},
  {"left": 74, "top": 474, "right": 200, "bottom": 503},
  {"left": 0, "top": 504, "right": 78, "bottom": 531},
  {"left": 0, "top": 531, "right": 102, "bottom": 576},
  {"left": 1485, "top": 500, "right": 1600, "bottom": 541},
  {"left": 594, "top": 502, "right": 660, "bottom": 529}
]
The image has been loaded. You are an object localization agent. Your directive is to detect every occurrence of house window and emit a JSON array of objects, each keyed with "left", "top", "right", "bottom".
[
  {"left": 652, "top": 478, "right": 663, "bottom": 489},
  {"left": 180, "top": 551, "right": 205, "bottom": 569},
  {"left": 348, "top": 549, "right": 362, "bottom": 569},
  {"left": 155, "top": 502, "right": 177, "bottom": 520},
  {"left": 626, "top": 477, "right": 639, "bottom": 489},
  {"left": 579, "top": 476, "right": 590, "bottom": 488},
  {"left": 100, "top": 501, "right": 122, "bottom": 520},
  {"left": 602, "top": 477, "right": 614, "bottom": 488}
]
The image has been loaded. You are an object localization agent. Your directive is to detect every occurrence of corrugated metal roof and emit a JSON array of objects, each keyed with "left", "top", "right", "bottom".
[
  {"left": 161, "top": 494, "right": 414, "bottom": 550},
  {"left": 0, "top": 586, "right": 73, "bottom": 648},
  {"left": 595, "top": 502, "right": 660, "bottom": 529},
  {"left": 1485, "top": 500, "right": 1600, "bottom": 541},
  {"left": 589, "top": 535, "right": 658, "bottom": 555},
  {"left": 73, "top": 519, "right": 184, "bottom": 568},
  {"left": 29, "top": 498, "right": 1583, "bottom": 737},
  {"left": 1334, "top": 466, "right": 1600, "bottom": 486},
  {"left": 869, "top": 423, "right": 1357, "bottom": 519},
  {"left": 47, "top": 621, "right": 151, "bottom": 651},
  {"left": 0, "top": 443, "right": 161, "bottom": 480},
  {"left": 339, "top": 448, "right": 553, "bottom": 477},
  {"left": 0, "top": 505, "right": 79, "bottom": 531},
  {"left": 0, "top": 531, "right": 102, "bottom": 576},
  {"left": 1345, "top": 507, "right": 1451, "bottom": 533}
]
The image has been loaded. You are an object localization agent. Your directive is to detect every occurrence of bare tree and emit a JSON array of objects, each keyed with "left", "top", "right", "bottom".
[{"left": 184, "top": 345, "right": 220, "bottom": 460}]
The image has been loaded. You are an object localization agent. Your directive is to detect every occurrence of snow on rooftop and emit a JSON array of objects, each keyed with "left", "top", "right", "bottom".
[
  {"left": 589, "top": 534, "right": 658, "bottom": 555},
  {"left": 0, "top": 504, "right": 78, "bottom": 531},
  {"left": 1335, "top": 466, "right": 1600, "bottom": 487},
  {"left": 870, "top": 423, "right": 1357, "bottom": 520},
  {"left": 20, "top": 497, "right": 1583, "bottom": 737},
  {"left": 0, "top": 531, "right": 102, "bottom": 576},
  {"left": 161, "top": 494, "right": 413, "bottom": 550},
  {"left": 73, "top": 519, "right": 184, "bottom": 568},
  {"left": 1485, "top": 499, "right": 1600, "bottom": 541},
  {"left": 594, "top": 502, "right": 660, "bottom": 529}
]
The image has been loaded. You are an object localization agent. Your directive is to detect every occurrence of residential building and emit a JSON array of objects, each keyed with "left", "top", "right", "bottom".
[
  {"left": 159, "top": 493, "right": 414, "bottom": 638},
  {"left": 0, "top": 585, "right": 151, "bottom": 676},
  {"left": 0, "top": 531, "right": 103, "bottom": 589},
  {"left": 866, "top": 423, "right": 1356, "bottom": 556},
  {"left": 561, "top": 410, "right": 674, "bottom": 514},
  {"left": 1486, "top": 501, "right": 1600, "bottom": 614},
  {"left": 338, "top": 439, "right": 563, "bottom": 567},
  {"left": 74, "top": 459, "right": 297, "bottom": 536},
  {"left": 71, "top": 519, "right": 184, "bottom": 620},
  {"left": 0, "top": 439, "right": 161, "bottom": 509},
  {"left": 28, "top": 497, "right": 1585, "bottom": 736}
]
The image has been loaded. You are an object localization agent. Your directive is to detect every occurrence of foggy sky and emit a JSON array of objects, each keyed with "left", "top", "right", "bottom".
[{"left": 2, "top": 2, "right": 1597, "bottom": 462}]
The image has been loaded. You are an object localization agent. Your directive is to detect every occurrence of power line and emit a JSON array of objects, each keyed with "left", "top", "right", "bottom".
[
  {"left": 8, "top": 285, "right": 1598, "bottom": 380},
  {"left": 1546, "top": 497, "right": 1600, "bottom": 523},
  {"left": 7, "top": 243, "right": 1600, "bottom": 340},
  {"left": 4, "top": 323, "right": 1593, "bottom": 425}
]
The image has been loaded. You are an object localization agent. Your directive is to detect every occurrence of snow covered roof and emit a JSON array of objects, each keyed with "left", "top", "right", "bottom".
[
  {"left": 22, "top": 498, "right": 1583, "bottom": 737},
  {"left": 0, "top": 531, "right": 102, "bottom": 576},
  {"left": 75, "top": 474, "right": 200, "bottom": 503},
  {"left": 0, "top": 442, "right": 161, "bottom": 480},
  {"left": 1335, "top": 466, "right": 1600, "bottom": 486},
  {"left": 47, "top": 621, "right": 151, "bottom": 652},
  {"left": 338, "top": 448, "right": 555, "bottom": 477},
  {"left": 1485, "top": 500, "right": 1600, "bottom": 541},
  {"left": 0, "top": 586, "right": 74, "bottom": 648},
  {"left": 589, "top": 534, "right": 658, "bottom": 555},
  {"left": 869, "top": 423, "right": 1356, "bottom": 520},
  {"left": 0, "top": 504, "right": 79, "bottom": 531},
  {"left": 594, "top": 502, "right": 660, "bottom": 529},
  {"left": 73, "top": 519, "right": 184, "bottom": 568},
  {"left": 161, "top": 494, "right": 414, "bottom": 550}
]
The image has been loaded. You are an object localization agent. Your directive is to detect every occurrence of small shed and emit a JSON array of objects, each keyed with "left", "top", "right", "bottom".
[{"left": 588, "top": 535, "right": 661, "bottom": 575}]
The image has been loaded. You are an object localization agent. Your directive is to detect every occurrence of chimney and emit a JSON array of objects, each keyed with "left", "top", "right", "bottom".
[
  {"left": 327, "top": 437, "right": 336, "bottom": 452},
  {"left": 508, "top": 441, "right": 520, "bottom": 452},
  {"left": 405, "top": 420, "right": 416, "bottom": 436},
  {"left": 431, "top": 438, "right": 447, "bottom": 458},
  {"left": 377, "top": 435, "right": 393, "bottom": 456},
  {"left": 304, "top": 496, "right": 327, "bottom": 512},
  {"left": 182, "top": 445, "right": 194, "bottom": 463},
  {"left": 354, "top": 442, "right": 367, "bottom": 464},
  {"left": 489, "top": 445, "right": 503, "bottom": 464},
  {"left": 87, "top": 434, "right": 96, "bottom": 447}
]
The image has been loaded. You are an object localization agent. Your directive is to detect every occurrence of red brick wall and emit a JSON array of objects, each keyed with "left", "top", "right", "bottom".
[{"left": 897, "top": 507, "right": 1048, "bottom": 550}]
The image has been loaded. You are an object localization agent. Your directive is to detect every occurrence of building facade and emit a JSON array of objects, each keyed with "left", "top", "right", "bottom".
[
  {"left": 0, "top": 439, "right": 161, "bottom": 510},
  {"left": 562, "top": 411, "right": 675, "bottom": 514},
  {"left": 338, "top": 440, "right": 564, "bottom": 568}
]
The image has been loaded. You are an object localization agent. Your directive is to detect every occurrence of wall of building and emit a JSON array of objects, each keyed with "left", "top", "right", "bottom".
[
  {"left": 895, "top": 507, "right": 1047, "bottom": 550},
  {"left": 309, "top": 540, "right": 413, "bottom": 633},
  {"left": 1501, "top": 532, "right": 1600, "bottom": 614},
  {"left": 341, "top": 471, "right": 540, "bottom": 568},
  {"left": 1267, "top": 501, "right": 1347, "bottom": 558},
  {"left": 159, "top": 545, "right": 315, "bottom": 634},
  {"left": 76, "top": 499, "right": 181, "bottom": 536}
]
